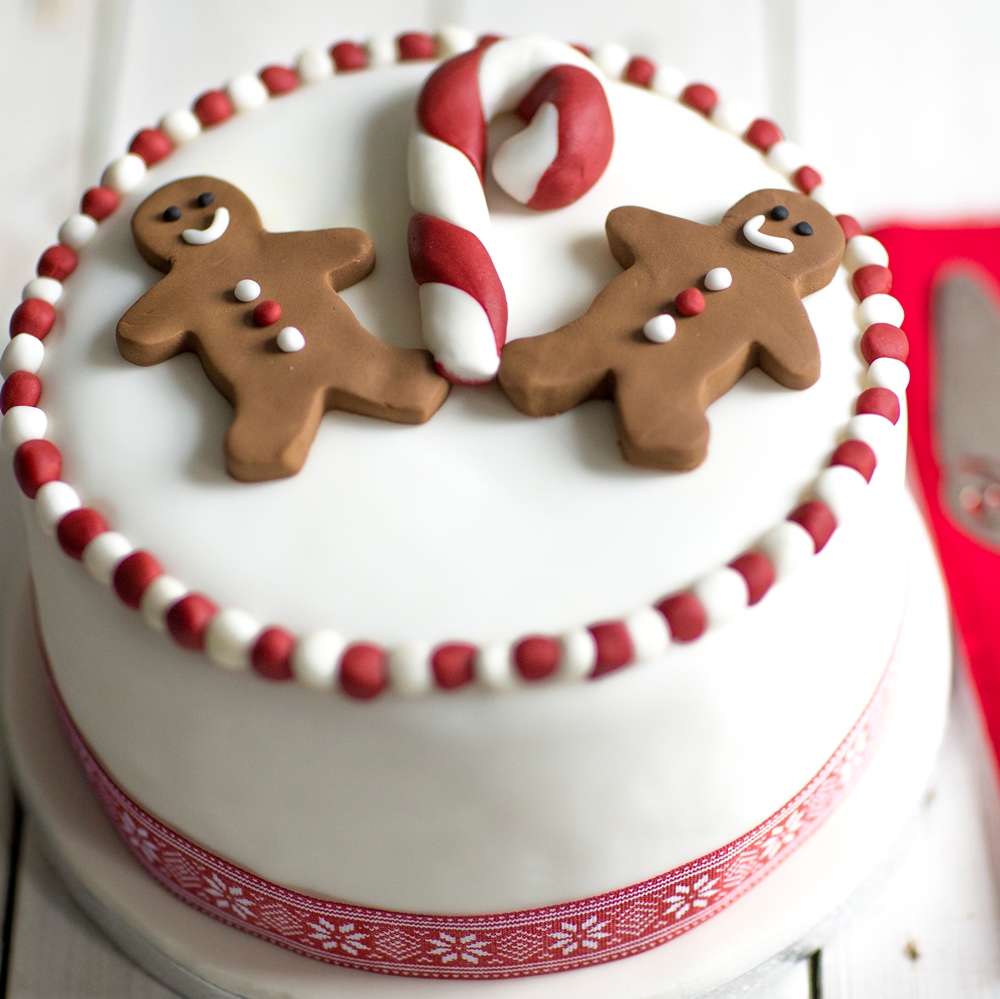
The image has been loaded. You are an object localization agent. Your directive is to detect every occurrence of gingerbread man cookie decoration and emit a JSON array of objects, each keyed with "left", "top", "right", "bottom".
[
  {"left": 118, "top": 176, "right": 449, "bottom": 481},
  {"left": 498, "top": 189, "right": 845, "bottom": 471}
]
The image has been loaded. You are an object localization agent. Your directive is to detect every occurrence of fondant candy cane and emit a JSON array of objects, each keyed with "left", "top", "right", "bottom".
[{"left": 408, "top": 37, "right": 615, "bottom": 384}]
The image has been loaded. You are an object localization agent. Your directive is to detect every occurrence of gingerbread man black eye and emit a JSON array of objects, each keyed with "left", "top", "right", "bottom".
[
  {"left": 162, "top": 206, "right": 181, "bottom": 222},
  {"left": 795, "top": 222, "right": 813, "bottom": 236},
  {"left": 196, "top": 192, "right": 215, "bottom": 208},
  {"left": 770, "top": 205, "right": 789, "bottom": 221}
]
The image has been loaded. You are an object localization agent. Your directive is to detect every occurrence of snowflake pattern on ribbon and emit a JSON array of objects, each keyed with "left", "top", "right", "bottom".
[{"left": 46, "top": 654, "right": 895, "bottom": 980}]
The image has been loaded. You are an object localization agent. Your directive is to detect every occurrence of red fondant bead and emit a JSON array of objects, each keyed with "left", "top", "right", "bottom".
[
  {"left": 836, "top": 214, "right": 864, "bottom": 241},
  {"left": 10, "top": 298, "right": 56, "bottom": 339},
  {"left": 478, "top": 34, "right": 503, "bottom": 48},
  {"left": 788, "top": 500, "right": 837, "bottom": 553},
  {"left": 80, "top": 186, "right": 120, "bottom": 221},
  {"left": 624, "top": 56, "right": 656, "bottom": 87},
  {"left": 253, "top": 300, "right": 282, "bottom": 326},
  {"left": 675, "top": 287, "right": 706, "bottom": 316},
  {"left": 794, "top": 165, "right": 823, "bottom": 194},
  {"left": 513, "top": 636, "right": 561, "bottom": 681},
  {"left": 831, "top": 439, "right": 877, "bottom": 483},
  {"left": 852, "top": 264, "right": 892, "bottom": 300},
  {"left": 681, "top": 83, "right": 718, "bottom": 115},
  {"left": 744, "top": 118, "right": 783, "bottom": 152},
  {"left": 729, "top": 551, "right": 775, "bottom": 606},
  {"left": 37, "top": 244, "right": 78, "bottom": 281},
  {"left": 398, "top": 32, "right": 436, "bottom": 61},
  {"left": 570, "top": 43, "right": 592, "bottom": 57},
  {"left": 13, "top": 439, "right": 62, "bottom": 499},
  {"left": 129, "top": 128, "right": 172, "bottom": 166},
  {"left": 113, "top": 550, "right": 164, "bottom": 608},
  {"left": 860, "top": 323, "right": 908, "bottom": 365},
  {"left": 193, "top": 90, "right": 234, "bottom": 127},
  {"left": 656, "top": 592, "right": 706, "bottom": 643},
  {"left": 588, "top": 621, "right": 633, "bottom": 677},
  {"left": 259, "top": 65, "right": 299, "bottom": 95},
  {"left": 431, "top": 643, "right": 476, "bottom": 689},
  {"left": 252, "top": 627, "right": 296, "bottom": 681},
  {"left": 57, "top": 507, "right": 108, "bottom": 560},
  {"left": 340, "top": 643, "right": 387, "bottom": 699},
  {"left": 166, "top": 594, "right": 218, "bottom": 651},
  {"left": 1, "top": 371, "right": 41, "bottom": 414},
  {"left": 856, "top": 386, "right": 901, "bottom": 425},
  {"left": 330, "top": 41, "right": 368, "bottom": 71}
]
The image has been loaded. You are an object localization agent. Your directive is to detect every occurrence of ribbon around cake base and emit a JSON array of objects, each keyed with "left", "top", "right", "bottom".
[{"left": 46, "top": 653, "right": 895, "bottom": 980}]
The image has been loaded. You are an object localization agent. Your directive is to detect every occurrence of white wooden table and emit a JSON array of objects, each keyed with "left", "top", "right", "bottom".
[{"left": 4, "top": 1, "right": 1000, "bottom": 994}]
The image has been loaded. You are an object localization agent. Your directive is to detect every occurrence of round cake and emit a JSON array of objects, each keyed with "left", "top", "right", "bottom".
[{"left": 2, "top": 27, "right": 946, "bottom": 987}]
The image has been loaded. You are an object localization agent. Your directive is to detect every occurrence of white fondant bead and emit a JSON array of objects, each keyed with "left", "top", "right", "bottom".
[
  {"left": 1, "top": 333, "right": 45, "bottom": 378},
  {"left": 227, "top": 72, "right": 269, "bottom": 112},
  {"left": 694, "top": 567, "right": 748, "bottom": 629},
  {"left": 815, "top": 464, "right": 868, "bottom": 524},
  {"left": 58, "top": 214, "right": 98, "bottom": 250},
  {"left": 140, "top": 575, "right": 188, "bottom": 632},
  {"left": 757, "top": 521, "right": 815, "bottom": 581},
  {"left": 710, "top": 99, "right": 755, "bottom": 136},
  {"left": 843, "top": 235, "right": 889, "bottom": 272},
  {"left": 591, "top": 43, "right": 630, "bottom": 80},
  {"left": 866, "top": 356, "right": 911, "bottom": 394},
  {"left": 766, "top": 140, "right": 808, "bottom": 176},
  {"left": 101, "top": 153, "right": 146, "bottom": 194},
  {"left": 83, "top": 531, "right": 134, "bottom": 586},
  {"left": 846, "top": 413, "right": 895, "bottom": 464},
  {"left": 559, "top": 629, "right": 597, "bottom": 681},
  {"left": 436, "top": 25, "right": 476, "bottom": 57},
  {"left": 704, "top": 267, "right": 733, "bottom": 291},
  {"left": 296, "top": 47, "right": 334, "bottom": 84},
  {"left": 35, "top": 480, "right": 81, "bottom": 535},
  {"left": 293, "top": 629, "right": 346, "bottom": 689},
  {"left": 366, "top": 35, "right": 397, "bottom": 68},
  {"left": 234, "top": 279, "right": 261, "bottom": 303},
  {"left": 857, "top": 293, "right": 904, "bottom": 329},
  {"left": 625, "top": 607, "right": 670, "bottom": 662},
  {"left": 1, "top": 406, "right": 47, "bottom": 450},
  {"left": 158, "top": 109, "right": 201, "bottom": 146},
  {"left": 650, "top": 65, "right": 687, "bottom": 99},
  {"left": 475, "top": 642, "right": 517, "bottom": 690},
  {"left": 643, "top": 314, "right": 676, "bottom": 343},
  {"left": 277, "top": 326, "right": 305, "bottom": 353},
  {"left": 22, "top": 277, "right": 62, "bottom": 305},
  {"left": 206, "top": 608, "right": 260, "bottom": 670},
  {"left": 388, "top": 642, "right": 433, "bottom": 696}
]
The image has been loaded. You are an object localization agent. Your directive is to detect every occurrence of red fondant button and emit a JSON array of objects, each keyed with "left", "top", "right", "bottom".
[
  {"left": 80, "top": 186, "right": 120, "bottom": 221},
  {"left": 856, "top": 386, "right": 900, "bottom": 425},
  {"left": 330, "top": 41, "right": 367, "bottom": 71},
  {"left": 398, "top": 32, "right": 435, "bottom": 61},
  {"left": 0, "top": 371, "right": 41, "bottom": 414},
  {"left": 681, "top": 83, "right": 718, "bottom": 115},
  {"left": 129, "top": 128, "right": 172, "bottom": 166},
  {"left": 729, "top": 551, "right": 775, "bottom": 605},
  {"left": 113, "top": 551, "right": 164, "bottom": 609},
  {"left": 860, "top": 323, "right": 908, "bottom": 365},
  {"left": 675, "top": 288, "right": 706, "bottom": 316},
  {"left": 13, "top": 439, "right": 62, "bottom": 499},
  {"left": 253, "top": 300, "right": 282, "bottom": 326},
  {"left": 831, "top": 439, "right": 877, "bottom": 483},
  {"left": 745, "top": 118, "right": 782, "bottom": 152},
  {"left": 513, "top": 636, "right": 561, "bottom": 681},
  {"left": 656, "top": 592, "right": 706, "bottom": 643},
  {"left": 166, "top": 594, "right": 218, "bottom": 650},
  {"left": 624, "top": 56, "right": 656, "bottom": 88},
  {"left": 37, "top": 244, "right": 78, "bottom": 281},
  {"left": 259, "top": 66, "right": 299, "bottom": 95},
  {"left": 852, "top": 265, "right": 892, "bottom": 300},
  {"left": 788, "top": 500, "right": 837, "bottom": 553},
  {"left": 431, "top": 643, "right": 476, "bottom": 689},
  {"left": 588, "top": 621, "right": 634, "bottom": 677},
  {"left": 252, "top": 627, "right": 296, "bottom": 681},
  {"left": 10, "top": 298, "right": 56, "bottom": 339},
  {"left": 340, "top": 643, "right": 387, "bottom": 699},
  {"left": 193, "top": 90, "right": 234, "bottom": 127},
  {"left": 57, "top": 508, "right": 108, "bottom": 561}
]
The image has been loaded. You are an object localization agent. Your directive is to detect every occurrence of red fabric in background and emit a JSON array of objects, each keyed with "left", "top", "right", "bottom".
[{"left": 873, "top": 222, "right": 1000, "bottom": 755}]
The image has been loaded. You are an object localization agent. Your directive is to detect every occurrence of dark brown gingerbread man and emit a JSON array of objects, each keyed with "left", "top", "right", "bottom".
[
  {"left": 118, "top": 176, "right": 449, "bottom": 481},
  {"left": 498, "top": 189, "right": 845, "bottom": 471}
]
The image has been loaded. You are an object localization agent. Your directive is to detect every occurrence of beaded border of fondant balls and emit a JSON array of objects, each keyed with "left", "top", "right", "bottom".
[{"left": 1, "top": 28, "right": 911, "bottom": 699}]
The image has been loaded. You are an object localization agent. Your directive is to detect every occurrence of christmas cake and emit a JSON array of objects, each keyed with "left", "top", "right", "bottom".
[{"left": 3, "top": 28, "right": 937, "bottom": 984}]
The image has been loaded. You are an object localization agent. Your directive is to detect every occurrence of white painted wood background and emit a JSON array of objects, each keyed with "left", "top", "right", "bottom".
[{"left": 3, "top": 0, "right": 1000, "bottom": 995}]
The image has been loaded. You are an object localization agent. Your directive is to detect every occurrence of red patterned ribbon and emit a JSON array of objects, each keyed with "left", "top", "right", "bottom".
[{"left": 47, "top": 657, "right": 894, "bottom": 980}]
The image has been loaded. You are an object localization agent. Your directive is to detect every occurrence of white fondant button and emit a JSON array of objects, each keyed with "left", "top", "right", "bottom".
[
  {"left": 277, "top": 326, "right": 306, "bottom": 353},
  {"left": 704, "top": 267, "right": 733, "bottom": 291},
  {"left": 234, "top": 279, "right": 261, "bottom": 302},
  {"left": 643, "top": 314, "right": 676, "bottom": 343}
]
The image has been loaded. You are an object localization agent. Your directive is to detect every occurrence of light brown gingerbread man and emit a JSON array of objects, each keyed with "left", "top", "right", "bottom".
[
  {"left": 498, "top": 189, "right": 845, "bottom": 471},
  {"left": 118, "top": 176, "right": 450, "bottom": 481}
]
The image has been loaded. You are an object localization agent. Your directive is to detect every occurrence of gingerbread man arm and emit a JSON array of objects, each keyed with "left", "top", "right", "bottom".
[
  {"left": 750, "top": 296, "right": 822, "bottom": 391},
  {"left": 605, "top": 206, "right": 711, "bottom": 270},
  {"left": 269, "top": 228, "right": 375, "bottom": 292},
  {"left": 116, "top": 278, "right": 197, "bottom": 366}
]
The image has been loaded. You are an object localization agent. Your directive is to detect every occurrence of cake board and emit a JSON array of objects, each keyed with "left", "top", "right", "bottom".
[{"left": 0, "top": 493, "right": 952, "bottom": 999}]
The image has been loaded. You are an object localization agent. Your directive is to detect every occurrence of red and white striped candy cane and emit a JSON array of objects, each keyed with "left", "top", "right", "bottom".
[{"left": 408, "top": 36, "right": 615, "bottom": 385}]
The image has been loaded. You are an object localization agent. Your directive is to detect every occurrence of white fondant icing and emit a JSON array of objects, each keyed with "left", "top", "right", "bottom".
[
  {"left": 388, "top": 641, "right": 433, "bottom": 696},
  {"left": 292, "top": 629, "right": 345, "bottom": 689},
  {"left": 559, "top": 628, "right": 597, "bottom": 680},
  {"left": 276, "top": 326, "right": 305, "bottom": 353},
  {"left": 1, "top": 406, "right": 46, "bottom": 450},
  {"left": 815, "top": 464, "right": 869, "bottom": 523},
  {"left": 101, "top": 153, "right": 146, "bottom": 195},
  {"left": 704, "top": 266, "right": 733, "bottom": 291},
  {"left": 866, "top": 357, "right": 911, "bottom": 394},
  {"left": 181, "top": 207, "right": 230, "bottom": 245},
  {"left": 857, "top": 293, "right": 904, "bottom": 329},
  {"left": 233, "top": 279, "right": 261, "bottom": 303},
  {"left": 1, "top": 333, "right": 45, "bottom": 378},
  {"left": 295, "top": 48, "right": 333, "bottom": 84},
  {"left": 58, "top": 214, "right": 98, "bottom": 250},
  {"left": 22, "top": 277, "right": 62, "bottom": 305},
  {"left": 205, "top": 608, "right": 260, "bottom": 670},
  {"left": 643, "top": 313, "right": 676, "bottom": 343},
  {"left": 158, "top": 109, "right": 201, "bottom": 146},
  {"left": 843, "top": 235, "right": 889, "bottom": 272},
  {"left": 140, "top": 575, "right": 188, "bottom": 633},
  {"left": 227, "top": 73, "right": 269, "bottom": 113},
  {"left": 743, "top": 214, "right": 794, "bottom": 254},
  {"left": 694, "top": 566, "right": 749, "bottom": 629},
  {"left": 492, "top": 101, "right": 561, "bottom": 205},
  {"left": 417, "top": 282, "right": 498, "bottom": 382},
  {"left": 34, "top": 480, "right": 81, "bottom": 535}
]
